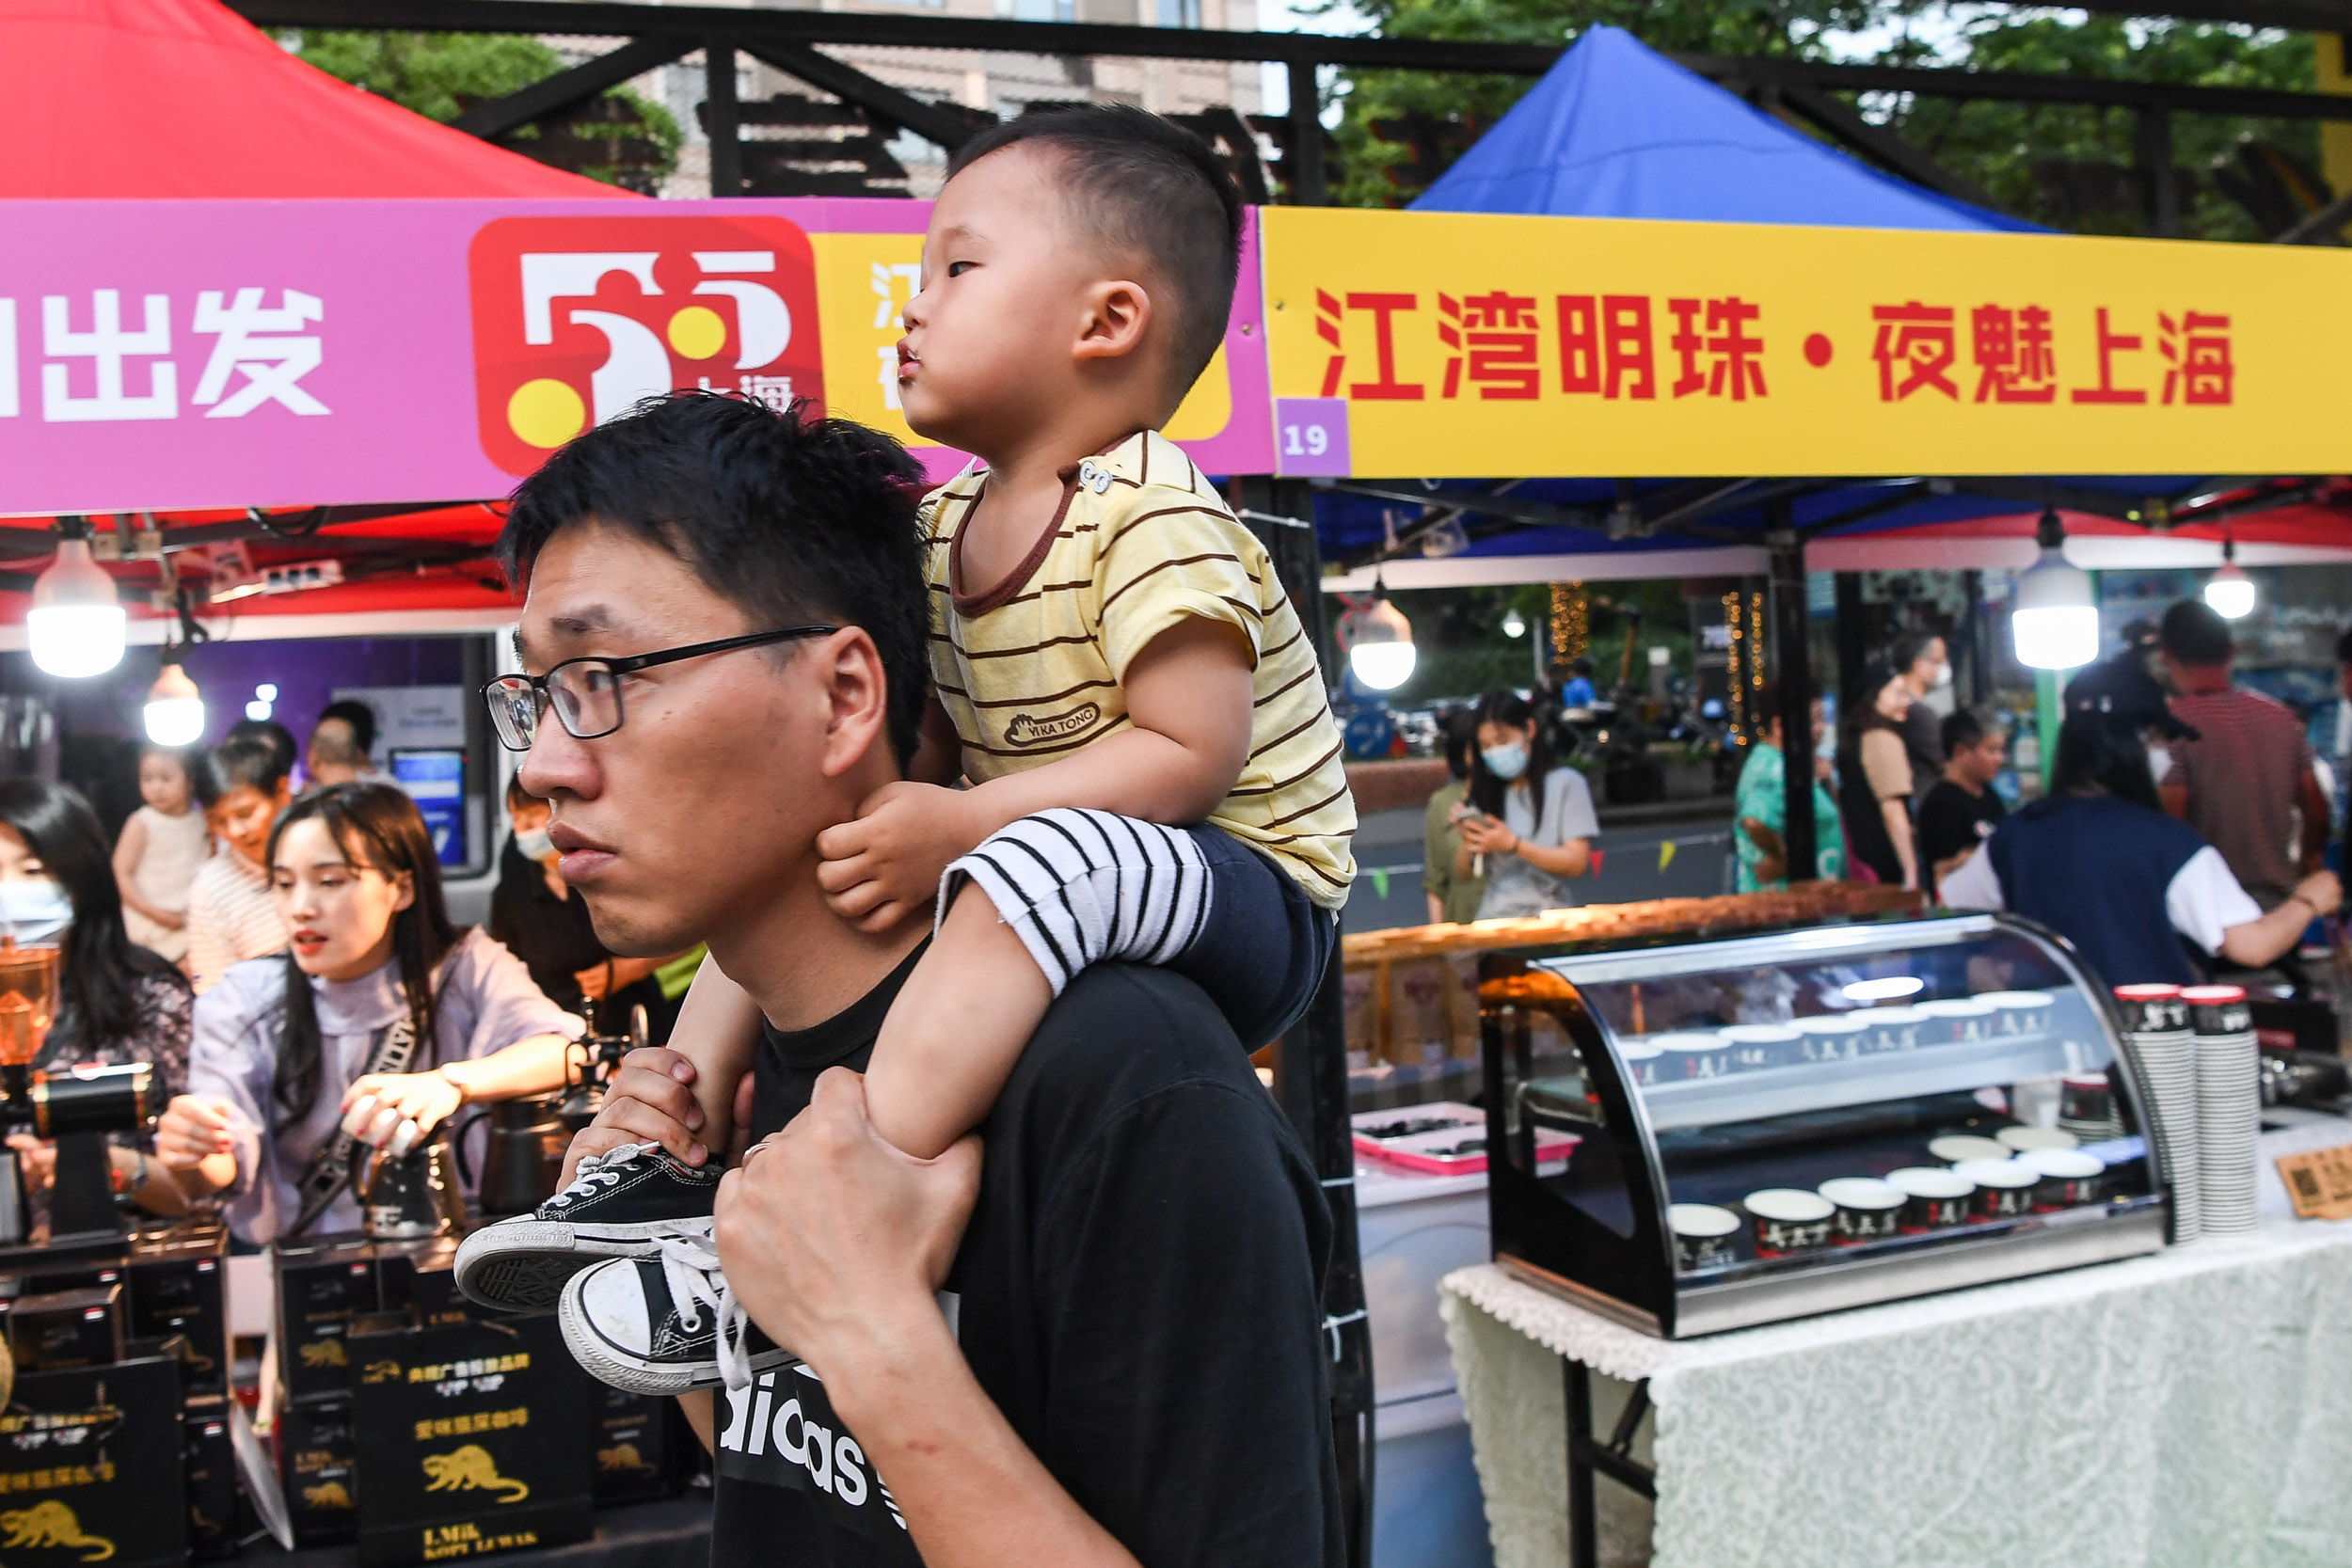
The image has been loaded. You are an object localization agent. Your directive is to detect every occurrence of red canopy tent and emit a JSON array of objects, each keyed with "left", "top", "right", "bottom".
[{"left": 0, "top": 0, "right": 636, "bottom": 640}]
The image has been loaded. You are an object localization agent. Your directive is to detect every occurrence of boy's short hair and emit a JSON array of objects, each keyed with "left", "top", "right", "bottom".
[
  {"left": 1941, "top": 707, "right": 1990, "bottom": 757},
  {"left": 197, "top": 735, "right": 291, "bottom": 809},
  {"left": 946, "top": 105, "right": 1242, "bottom": 405},
  {"left": 497, "top": 391, "right": 931, "bottom": 768}
]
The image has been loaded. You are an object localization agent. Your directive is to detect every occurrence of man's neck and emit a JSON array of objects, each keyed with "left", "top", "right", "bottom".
[
  {"left": 2175, "top": 664, "right": 2232, "bottom": 696},
  {"left": 707, "top": 864, "right": 930, "bottom": 1034},
  {"left": 1941, "top": 766, "right": 1984, "bottom": 797}
]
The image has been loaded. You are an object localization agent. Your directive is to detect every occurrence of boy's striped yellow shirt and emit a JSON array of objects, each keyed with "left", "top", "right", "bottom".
[{"left": 921, "top": 430, "right": 1357, "bottom": 911}]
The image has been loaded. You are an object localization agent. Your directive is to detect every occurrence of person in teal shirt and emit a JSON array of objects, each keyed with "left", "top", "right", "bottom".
[{"left": 1735, "top": 679, "right": 1847, "bottom": 891}]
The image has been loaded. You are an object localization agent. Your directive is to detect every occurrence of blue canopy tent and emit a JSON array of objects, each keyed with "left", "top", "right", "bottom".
[{"left": 1311, "top": 24, "right": 2352, "bottom": 590}]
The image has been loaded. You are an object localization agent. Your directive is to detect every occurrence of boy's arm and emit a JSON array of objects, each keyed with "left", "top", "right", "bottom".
[{"left": 816, "top": 619, "right": 1254, "bottom": 928}]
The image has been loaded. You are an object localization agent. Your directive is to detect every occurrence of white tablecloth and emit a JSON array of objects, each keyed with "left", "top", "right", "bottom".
[{"left": 1441, "top": 1114, "right": 2352, "bottom": 1568}]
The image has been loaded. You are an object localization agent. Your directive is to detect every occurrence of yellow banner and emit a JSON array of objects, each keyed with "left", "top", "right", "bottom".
[{"left": 1259, "top": 207, "right": 2352, "bottom": 479}]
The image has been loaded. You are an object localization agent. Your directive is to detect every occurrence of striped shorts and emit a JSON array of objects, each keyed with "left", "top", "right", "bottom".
[{"left": 939, "top": 807, "right": 1334, "bottom": 1053}]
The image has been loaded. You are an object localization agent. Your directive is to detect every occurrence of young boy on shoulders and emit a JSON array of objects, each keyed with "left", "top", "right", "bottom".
[{"left": 458, "top": 107, "right": 1358, "bottom": 1393}]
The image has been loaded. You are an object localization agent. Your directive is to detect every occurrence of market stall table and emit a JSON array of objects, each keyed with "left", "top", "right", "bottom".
[
  {"left": 237, "top": 1495, "right": 709, "bottom": 1568},
  {"left": 1442, "top": 1110, "right": 2352, "bottom": 1568}
]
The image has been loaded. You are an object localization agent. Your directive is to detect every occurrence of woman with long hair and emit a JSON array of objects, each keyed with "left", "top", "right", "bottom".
[
  {"left": 155, "top": 784, "right": 582, "bottom": 1243},
  {"left": 0, "top": 778, "right": 193, "bottom": 1212},
  {"left": 1453, "top": 689, "right": 1598, "bottom": 918},
  {"left": 1941, "top": 657, "right": 2340, "bottom": 988}
]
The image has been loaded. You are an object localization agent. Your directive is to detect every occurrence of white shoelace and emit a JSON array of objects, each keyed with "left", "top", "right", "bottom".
[
  {"left": 655, "top": 1226, "right": 755, "bottom": 1390},
  {"left": 545, "top": 1142, "right": 654, "bottom": 1211}
]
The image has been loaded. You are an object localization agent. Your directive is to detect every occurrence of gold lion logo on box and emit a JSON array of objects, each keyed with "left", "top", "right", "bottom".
[
  {"left": 300, "top": 1481, "right": 353, "bottom": 1512},
  {"left": 422, "top": 1446, "right": 529, "bottom": 1503},
  {"left": 595, "top": 1444, "right": 652, "bottom": 1475},
  {"left": 298, "top": 1338, "right": 347, "bottom": 1369},
  {"left": 2, "top": 1499, "right": 117, "bottom": 1560}
]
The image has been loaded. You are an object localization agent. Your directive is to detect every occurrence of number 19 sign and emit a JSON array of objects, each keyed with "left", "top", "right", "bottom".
[{"left": 1274, "top": 396, "right": 1350, "bottom": 477}]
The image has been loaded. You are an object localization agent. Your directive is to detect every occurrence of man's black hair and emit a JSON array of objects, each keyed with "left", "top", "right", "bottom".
[
  {"left": 1941, "top": 707, "right": 1989, "bottom": 757},
  {"left": 2159, "top": 598, "right": 2233, "bottom": 668},
  {"left": 315, "top": 699, "right": 378, "bottom": 759},
  {"left": 497, "top": 391, "right": 930, "bottom": 768},
  {"left": 945, "top": 104, "right": 1242, "bottom": 408},
  {"left": 1890, "top": 632, "right": 1941, "bottom": 677}
]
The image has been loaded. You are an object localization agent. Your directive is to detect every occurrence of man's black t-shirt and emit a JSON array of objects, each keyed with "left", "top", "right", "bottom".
[
  {"left": 1916, "top": 778, "right": 2006, "bottom": 892},
  {"left": 711, "top": 944, "right": 1343, "bottom": 1567}
]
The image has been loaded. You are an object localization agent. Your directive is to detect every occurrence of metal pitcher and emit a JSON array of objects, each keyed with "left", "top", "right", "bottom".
[
  {"left": 353, "top": 1123, "right": 467, "bottom": 1240},
  {"left": 470, "top": 1094, "right": 569, "bottom": 1218}
]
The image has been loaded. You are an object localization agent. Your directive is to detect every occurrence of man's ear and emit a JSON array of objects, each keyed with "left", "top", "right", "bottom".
[
  {"left": 1072, "top": 277, "right": 1152, "bottom": 366},
  {"left": 813, "top": 628, "right": 894, "bottom": 782}
]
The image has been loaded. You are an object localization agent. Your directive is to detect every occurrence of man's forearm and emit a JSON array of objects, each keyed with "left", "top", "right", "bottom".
[{"left": 826, "top": 1306, "right": 1141, "bottom": 1568}]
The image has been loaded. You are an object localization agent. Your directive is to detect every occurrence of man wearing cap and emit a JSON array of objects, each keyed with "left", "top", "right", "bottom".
[
  {"left": 2155, "top": 600, "right": 2328, "bottom": 917},
  {"left": 1939, "top": 655, "right": 2339, "bottom": 989}
]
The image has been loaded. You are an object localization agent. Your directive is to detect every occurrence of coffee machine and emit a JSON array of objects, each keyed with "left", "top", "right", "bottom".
[{"left": 0, "top": 940, "right": 159, "bottom": 1259}]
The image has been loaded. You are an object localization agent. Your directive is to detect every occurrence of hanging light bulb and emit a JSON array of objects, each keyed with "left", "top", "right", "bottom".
[
  {"left": 2202, "top": 531, "right": 2255, "bottom": 620},
  {"left": 26, "top": 517, "right": 125, "bottom": 679},
  {"left": 2011, "top": 508, "right": 2098, "bottom": 671},
  {"left": 1500, "top": 608, "right": 1528, "bottom": 640},
  {"left": 144, "top": 648, "right": 205, "bottom": 747},
  {"left": 1340, "top": 577, "right": 1416, "bottom": 691}
]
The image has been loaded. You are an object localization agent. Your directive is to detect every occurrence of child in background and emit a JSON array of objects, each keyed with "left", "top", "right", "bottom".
[
  {"left": 113, "top": 745, "right": 209, "bottom": 963},
  {"left": 457, "top": 106, "right": 1358, "bottom": 1396},
  {"left": 183, "top": 736, "right": 294, "bottom": 993}
]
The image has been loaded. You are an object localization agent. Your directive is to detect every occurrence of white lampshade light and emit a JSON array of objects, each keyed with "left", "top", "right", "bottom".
[
  {"left": 2011, "top": 510, "right": 2098, "bottom": 671},
  {"left": 1500, "top": 609, "right": 1528, "bottom": 640},
  {"left": 27, "top": 523, "right": 126, "bottom": 679},
  {"left": 2203, "top": 535, "right": 2255, "bottom": 620},
  {"left": 1342, "top": 580, "right": 1416, "bottom": 691},
  {"left": 144, "top": 655, "right": 205, "bottom": 747}
]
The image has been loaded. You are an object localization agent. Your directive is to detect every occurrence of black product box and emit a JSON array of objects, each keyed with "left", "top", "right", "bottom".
[
  {"left": 374, "top": 1237, "right": 470, "bottom": 1327},
  {"left": 183, "top": 1396, "right": 239, "bottom": 1560},
  {"left": 590, "top": 1385, "right": 679, "bottom": 1506},
  {"left": 350, "top": 1314, "right": 592, "bottom": 1567},
  {"left": 2, "top": 1354, "right": 188, "bottom": 1568},
  {"left": 127, "top": 1225, "right": 230, "bottom": 1398},
  {"left": 10, "top": 1284, "right": 123, "bottom": 1371},
  {"left": 277, "top": 1232, "right": 379, "bottom": 1405},
  {"left": 280, "top": 1395, "right": 360, "bottom": 1546}
]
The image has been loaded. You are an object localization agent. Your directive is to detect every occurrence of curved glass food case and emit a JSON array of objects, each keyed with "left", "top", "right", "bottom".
[{"left": 1481, "top": 911, "right": 2167, "bottom": 1338}]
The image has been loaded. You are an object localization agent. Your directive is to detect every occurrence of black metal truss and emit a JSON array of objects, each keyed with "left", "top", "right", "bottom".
[{"left": 232, "top": 0, "right": 2352, "bottom": 126}]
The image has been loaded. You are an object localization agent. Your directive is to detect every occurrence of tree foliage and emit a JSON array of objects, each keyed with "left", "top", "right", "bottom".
[
  {"left": 1317, "top": 0, "right": 2322, "bottom": 239},
  {"left": 291, "top": 31, "right": 683, "bottom": 192}
]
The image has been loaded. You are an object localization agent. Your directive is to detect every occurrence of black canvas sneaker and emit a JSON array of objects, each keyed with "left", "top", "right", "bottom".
[
  {"left": 453, "top": 1141, "right": 724, "bottom": 1313},
  {"left": 559, "top": 1235, "right": 796, "bottom": 1395}
]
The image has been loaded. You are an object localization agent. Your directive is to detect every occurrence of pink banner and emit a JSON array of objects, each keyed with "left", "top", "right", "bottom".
[{"left": 0, "top": 198, "right": 1274, "bottom": 517}]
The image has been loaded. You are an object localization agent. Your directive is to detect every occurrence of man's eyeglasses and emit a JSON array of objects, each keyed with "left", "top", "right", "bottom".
[{"left": 482, "top": 626, "right": 839, "bottom": 752}]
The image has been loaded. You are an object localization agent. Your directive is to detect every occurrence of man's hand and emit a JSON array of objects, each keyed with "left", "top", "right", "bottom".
[
  {"left": 2293, "top": 869, "right": 2344, "bottom": 918},
  {"left": 814, "top": 782, "right": 981, "bottom": 932},
  {"left": 715, "top": 1069, "right": 979, "bottom": 1379},
  {"left": 560, "top": 1047, "right": 715, "bottom": 1185}
]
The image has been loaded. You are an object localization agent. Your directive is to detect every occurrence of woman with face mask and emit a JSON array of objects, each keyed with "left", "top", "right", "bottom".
[
  {"left": 0, "top": 779, "right": 194, "bottom": 1214},
  {"left": 155, "top": 784, "right": 582, "bottom": 1243},
  {"left": 487, "top": 777, "right": 687, "bottom": 1038},
  {"left": 1452, "top": 689, "right": 1600, "bottom": 919}
]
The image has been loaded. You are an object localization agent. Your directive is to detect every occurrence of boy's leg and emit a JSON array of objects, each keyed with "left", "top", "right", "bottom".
[
  {"left": 861, "top": 809, "right": 1329, "bottom": 1162},
  {"left": 651, "top": 958, "right": 764, "bottom": 1168}
]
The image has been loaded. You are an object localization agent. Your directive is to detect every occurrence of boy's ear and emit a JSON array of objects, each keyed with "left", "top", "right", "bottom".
[{"left": 1072, "top": 277, "right": 1152, "bottom": 366}]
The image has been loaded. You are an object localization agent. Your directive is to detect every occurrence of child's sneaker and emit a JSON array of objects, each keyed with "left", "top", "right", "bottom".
[
  {"left": 558, "top": 1233, "right": 795, "bottom": 1395},
  {"left": 453, "top": 1142, "right": 723, "bottom": 1313}
]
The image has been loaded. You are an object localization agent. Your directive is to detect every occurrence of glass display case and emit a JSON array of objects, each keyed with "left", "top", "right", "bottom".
[{"left": 1481, "top": 911, "right": 2168, "bottom": 1338}]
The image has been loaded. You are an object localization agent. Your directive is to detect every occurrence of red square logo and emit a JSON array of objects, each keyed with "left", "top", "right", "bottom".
[{"left": 469, "top": 214, "right": 824, "bottom": 477}]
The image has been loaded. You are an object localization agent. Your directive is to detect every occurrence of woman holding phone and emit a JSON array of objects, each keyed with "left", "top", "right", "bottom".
[
  {"left": 154, "top": 784, "right": 581, "bottom": 1243},
  {"left": 1453, "top": 689, "right": 1600, "bottom": 918}
]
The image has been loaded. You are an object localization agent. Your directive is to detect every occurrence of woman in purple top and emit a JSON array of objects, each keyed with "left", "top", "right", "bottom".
[{"left": 156, "top": 784, "right": 581, "bottom": 1243}]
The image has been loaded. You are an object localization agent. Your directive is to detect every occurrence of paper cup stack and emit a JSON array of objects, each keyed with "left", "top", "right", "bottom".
[
  {"left": 2185, "top": 985, "right": 2261, "bottom": 1236},
  {"left": 2115, "top": 984, "right": 2199, "bottom": 1244}
]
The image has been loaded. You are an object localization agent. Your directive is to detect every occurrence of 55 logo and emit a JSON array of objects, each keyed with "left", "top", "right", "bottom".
[{"left": 469, "top": 215, "right": 824, "bottom": 476}]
